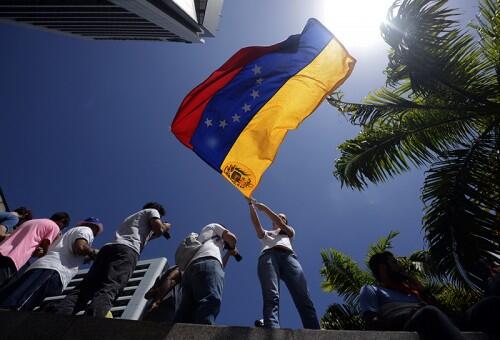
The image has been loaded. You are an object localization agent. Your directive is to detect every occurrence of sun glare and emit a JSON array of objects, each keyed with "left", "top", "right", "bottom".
[{"left": 319, "top": 0, "right": 395, "bottom": 49}]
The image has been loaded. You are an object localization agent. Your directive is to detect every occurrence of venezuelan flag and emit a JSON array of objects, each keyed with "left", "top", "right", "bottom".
[{"left": 172, "top": 18, "right": 355, "bottom": 197}]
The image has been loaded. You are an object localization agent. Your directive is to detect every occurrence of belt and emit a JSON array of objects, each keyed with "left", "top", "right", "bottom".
[
  {"left": 262, "top": 247, "right": 294, "bottom": 255},
  {"left": 190, "top": 256, "right": 220, "bottom": 265}
]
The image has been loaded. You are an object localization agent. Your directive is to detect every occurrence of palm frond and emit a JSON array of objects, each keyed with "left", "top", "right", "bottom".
[
  {"left": 334, "top": 108, "right": 481, "bottom": 189},
  {"left": 321, "top": 303, "right": 365, "bottom": 330},
  {"left": 328, "top": 88, "right": 415, "bottom": 126},
  {"left": 470, "top": 0, "right": 500, "bottom": 94},
  {"left": 381, "top": 0, "right": 495, "bottom": 105},
  {"left": 409, "top": 249, "right": 451, "bottom": 284},
  {"left": 365, "top": 230, "right": 400, "bottom": 264},
  {"left": 434, "top": 283, "right": 482, "bottom": 314},
  {"left": 320, "top": 248, "right": 374, "bottom": 305},
  {"left": 328, "top": 88, "right": 493, "bottom": 128},
  {"left": 422, "top": 124, "right": 500, "bottom": 288},
  {"left": 330, "top": 0, "right": 499, "bottom": 193}
]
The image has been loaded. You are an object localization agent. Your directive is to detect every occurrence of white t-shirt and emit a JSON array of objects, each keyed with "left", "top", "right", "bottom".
[
  {"left": 260, "top": 227, "right": 295, "bottom": 252},
  {"left": 29, "top": 226, "right": 94, "bottom": 289},
  {"left": 110, "top": 208, "right": 161, "bottom": 254},
  {"left": 189, "top": 223, "right": 227, "bottom": 267}
]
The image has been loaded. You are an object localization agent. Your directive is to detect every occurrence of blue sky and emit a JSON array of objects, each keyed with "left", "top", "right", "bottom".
[{"left": 0, "top": 0, "right": 477, "bottom": 328}]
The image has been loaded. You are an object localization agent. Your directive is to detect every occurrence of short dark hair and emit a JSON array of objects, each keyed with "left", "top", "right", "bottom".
[
  {"left": 50, "top": 212, "right": 70, "bottom": 229},
  {"left": 143, "top": 202, "right": 165, "bottom": 216},
  {"left": 368, "top": 251, "right": 395, "bottom": 281},
  {"left": 14, "top": 207, "right": 32, "bottom": 221}
]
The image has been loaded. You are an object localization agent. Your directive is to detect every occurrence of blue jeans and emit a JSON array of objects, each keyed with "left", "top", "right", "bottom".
[
  {"left": 0, "top": 256, "right": 16, "bottom": 288},
  {"left": 175, "top": 257, "right": 224, "bottom": 325},
  {"left": 0, "top": 268, "right": 62, "bottom": 311},
  {"left": 258, "top": 249, "right": 320, "bottom": 329}
]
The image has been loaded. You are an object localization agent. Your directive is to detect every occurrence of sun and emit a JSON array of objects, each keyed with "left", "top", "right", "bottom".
[{"left": 319, "top": 0, "right": 395, "bottom": 49}]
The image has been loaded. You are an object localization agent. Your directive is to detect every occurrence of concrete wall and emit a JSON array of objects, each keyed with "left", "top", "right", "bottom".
[{"left": 0, "top": 311, "right": 487, "bottom": 340}]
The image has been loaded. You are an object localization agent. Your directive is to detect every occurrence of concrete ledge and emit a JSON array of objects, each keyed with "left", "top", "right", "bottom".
[{"left": 0, "top": 311, "right": 487, "bottom": 340}]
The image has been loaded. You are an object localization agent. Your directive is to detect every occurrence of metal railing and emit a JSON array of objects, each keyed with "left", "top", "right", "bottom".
[{"left": 41, "top": 257, "right": 167, "bottom": 320}]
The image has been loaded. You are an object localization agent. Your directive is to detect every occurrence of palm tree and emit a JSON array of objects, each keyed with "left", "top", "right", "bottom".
[
  {"left": 328, "top": 0, "right": 500, "bottom": 289},
  {"left": 319, "top": 231, "right": 391, "bottom": 330},
  {"left": 320, "top": 231, "right": 481, "bottom": 330}
]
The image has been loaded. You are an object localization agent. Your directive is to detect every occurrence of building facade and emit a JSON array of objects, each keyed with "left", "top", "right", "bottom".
[{"left": 0, "top": 0, "right": 223, "bottom": 43}]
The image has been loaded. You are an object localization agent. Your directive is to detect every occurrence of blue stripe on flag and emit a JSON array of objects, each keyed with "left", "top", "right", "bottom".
[{"left": 190, "top": 19, "right": 333, "bottom": 171}]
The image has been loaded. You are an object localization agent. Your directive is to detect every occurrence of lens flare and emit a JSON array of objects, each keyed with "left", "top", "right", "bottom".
[{"left": 319, "top": 0, "right": 395, "bottom": 49}]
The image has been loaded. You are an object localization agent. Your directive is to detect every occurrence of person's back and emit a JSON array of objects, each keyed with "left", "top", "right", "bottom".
[
  {"left": 0, "top": 218, "right": 100, "bottom": 311},
  {"left": 190, "top": 223, "right": 227, "bottom": 266},
  {"left": 29, "top": 226, "right": 95, "bottom": 289},
  {"left": 0, "top": 219, "right": 60, "bottom": 272},
  {"left": 175, "top": 223, "right": 238, "bottom": 325},
  {"left": 110, "top": 208, "right": 161, "bottom": 254}
]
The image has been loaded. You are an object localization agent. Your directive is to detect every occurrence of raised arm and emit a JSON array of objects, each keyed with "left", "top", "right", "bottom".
[
  {"left": 221, "top": 229, "right": 237, "bottom": 250},
  {"left": 254, "top": 201, "right": 294, "bottom": 238},
  {"left": 72, "top": 238, "right": 95, "bottom": 257},
  {"left": 222, "top": 250, "right": 231, "bottom": 268},
  {"left": 247, "top": 198, "right": 265, "bottom": 239},
  {"left": 222, "top": 248, "right": 240, "bottom": 268},
  {"left": 149, "top": 218, "right": 171, "bottom": 236},
  {"left": 145, "top": 267, "right": 181, "bottom": 312}
]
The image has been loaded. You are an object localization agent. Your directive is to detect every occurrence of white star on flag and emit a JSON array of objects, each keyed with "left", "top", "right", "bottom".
[
  {"left": 204, "top": 118, "right": 212, "bottom": 127},
  {"left": 256, "top": 78, "right": 264, "bottom": 85},
  {"left": 242, "top": 103, "right": 251, "bottom": 112},
  {"left": 232, "top": 114, "right": 241, "bottom": 122},
  {"left": 219, "top": 120, "right": 228, "bottom": 128},
  {"left": 252, "top": 64, "right": 262, "bottom": 75},
  {"left": 250, "top": 89, "right": 260, "bottom": 99}
]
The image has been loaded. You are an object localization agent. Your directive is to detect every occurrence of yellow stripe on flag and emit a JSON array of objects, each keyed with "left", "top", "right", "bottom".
[{"left": 220, "top": 37, "right": 355, "bottom": 197}]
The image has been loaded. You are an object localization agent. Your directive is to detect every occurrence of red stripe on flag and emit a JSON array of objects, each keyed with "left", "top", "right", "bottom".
[{"left": 171, "top": 43, "right": 282, "bottom": 148}]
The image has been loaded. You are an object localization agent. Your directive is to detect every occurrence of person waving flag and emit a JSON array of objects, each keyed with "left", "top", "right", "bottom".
[{"left": 172, "top": 18, "right": 355, "bottom": 197}]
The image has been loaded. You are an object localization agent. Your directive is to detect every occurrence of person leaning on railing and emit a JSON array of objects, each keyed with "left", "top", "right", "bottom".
[
  {"left": 43, "top": 202, "right": 172, "bottom": 318},
  {"left": 0, "top": 212, "right": 68, "bottom": 288},
  {"left": 0, "top": 217, "right": 103, "bottom": 311}
]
